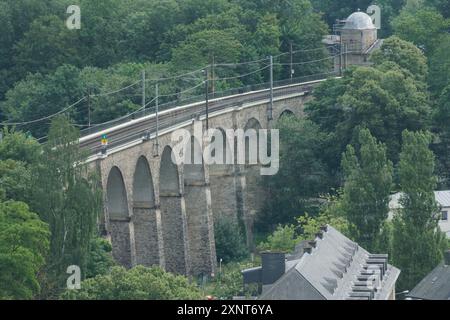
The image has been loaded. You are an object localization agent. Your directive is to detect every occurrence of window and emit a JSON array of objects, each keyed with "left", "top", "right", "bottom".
[{"left": 442, "top": 211, "right": 448, "bottom": 221}]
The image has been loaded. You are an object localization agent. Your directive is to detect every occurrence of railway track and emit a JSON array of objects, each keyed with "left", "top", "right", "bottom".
[{"left": 79, "top": 76, "right": 335, "bottom": 156}]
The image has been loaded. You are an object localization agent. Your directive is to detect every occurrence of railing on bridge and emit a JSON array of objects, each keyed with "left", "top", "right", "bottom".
[{"left": 79, "top": 71, "right": 338, "bottom": 138}]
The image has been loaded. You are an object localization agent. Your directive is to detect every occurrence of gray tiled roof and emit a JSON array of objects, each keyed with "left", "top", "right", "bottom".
[
  {"left": 407, "top": 263, "right": 450, "bottom": 300},
  {"left": 260, "top": 226, "right": 400, "bottom": 300}
]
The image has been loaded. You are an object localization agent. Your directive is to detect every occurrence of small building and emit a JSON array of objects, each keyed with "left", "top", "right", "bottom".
[
  {"left": 324, "top": 10, "right": 384, "bottom": 72},
  {"left": 389, "top": 191, "right": 450, "bottom": 238},
  {"left": 241, "top": 225, "right": 400, "bottom": 300},
  {"left": 406, "top": 250, "right": 450, "bottom": 300}
]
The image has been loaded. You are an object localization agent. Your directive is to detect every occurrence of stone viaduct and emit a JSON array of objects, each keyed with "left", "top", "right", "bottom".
[{"left": 83, "top": 80, "right": 322, "bottom": 278}]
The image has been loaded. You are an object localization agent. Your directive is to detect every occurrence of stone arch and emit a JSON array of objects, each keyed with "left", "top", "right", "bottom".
[
  {"left": 183, "top": 136, "right": 215, "bottom": 275},
  {"left": 132, "top": 156, "right": 160, "bottom": 267},
  {"left": 209, "top": 127, "right": 233, "bottom": 167},
  {"left": 243, "top": 117, "right": 262, "bottom": 165},
  {"left": 208, "top": 127, "right": 238, "bottom": 223},
  {"left": 106, "top": 166, "right": 132, "bottom": 268},
  {"left": 240, "top": 117, "right": 265, "bottom": 250},
  {"left": 279, "top": 109, "right": 295, "bottom": 120},
  {"left": 184, "top": 136, "right": 205, "bottom": 184},
  {"left": 160, "top": 146, "right": 180, "bottom": 195},
  {"left": 159, "top": 146, "right": 187, "bottom": 274}
]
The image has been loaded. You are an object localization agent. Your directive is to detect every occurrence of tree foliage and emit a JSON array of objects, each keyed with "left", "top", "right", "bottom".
[
  {"left": 0, "top": 200, "right": 50, "bottom": 299},
  {"left": 258, "top": 211, "right": 352, "bottom": 253},
  {"left": 258, "top": 116, "right": 331, "bottom": 232},
  {"left": 307, "top": 43, "right": 430, "bottom": 169},
  {"left": 340, "top": 129, "right": 393, "bottom": 250},
  {"left": 62, "top": 265, "right": 203, "bottom": 300},
  {"left": 214, "top": 215, "right": 248, "bottom": 263},
  {"left": 392, "top": 6, "right": 450, "bottom": 55},
  {"left": 392, "top": 130, "right": 447, "bottom": 290},
  {"left": 29, "top": 116, "right": 102, "bottom": 294}
]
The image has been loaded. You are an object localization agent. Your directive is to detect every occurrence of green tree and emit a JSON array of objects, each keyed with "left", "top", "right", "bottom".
[
  {"left": 0, "top": 128, "right": 41, "bottom": 164},
  {"left": 258, "top": 116, "right": 331, "bottom": 232},
  {"left": 205, "top": 261, "right": 258, "bottom": 299},
  {"left": 62, "top": 265, "right": 203, "bottom": 300},
  {"left": 30, "top": 116, "right": 102, "bottom": 296},
  {"left": 392, "top": 130, "right": 447, "bottom": 290},
  {"left": 0, "top": 200, "right": 50, "bottom": 299},
  {"left": 257, "top": 224, "right": 299, "bottom": 253},
  {"left": 0, "top": 64, "right": 84, "bottom": 138},
  {"left": 340, "top": 128, "right": 393, "bottom": 250},
  {"left": 253, "top": 13, "right": 281, "bottom": 58},
  {"left": 258, "top": 210, "right": 352, "bottom": 253},
  {"left": 432, "top": 85, "right": 450, "bottom": 187},
  {"left": 0, "top": 128, "right": 41, "bottom": 203},
  {"left": 85, "top": 238, "right": 115, "bottom": 279},
  {"left": 392, "top": 6, "right": 450, "bottom": 55},
  {"left": 296, "top": 211, "right": 352, "bottom": 241},
  {"left": 307, "top": 63, "right": 430, "bottom": 167},
  {"left": 429, "top": 34, "right": 450, "bottom": 95},
  {"left": 13, "top": 15, "right": 81, "bottom": 78},
  {"left": 0, "top": 159, "right": 31, "bottom": 203},
  {"left": 371, "top": 36, "right": 429, "bottom": 83},
  {"left": 171, "top": 29, "right": 243, "bottom": 72},
  {"left": 214, "top": 215, "right": 248, "bottom": 263}
]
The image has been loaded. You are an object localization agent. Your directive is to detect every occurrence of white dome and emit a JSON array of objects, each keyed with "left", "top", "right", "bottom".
[{"left": 343, "top": 11, "right": 376, "bottom": 30}]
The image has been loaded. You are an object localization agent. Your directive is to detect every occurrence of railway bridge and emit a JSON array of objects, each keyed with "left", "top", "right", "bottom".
[{"left": 81, "top": 77, "right": 330, "bottom": 277}]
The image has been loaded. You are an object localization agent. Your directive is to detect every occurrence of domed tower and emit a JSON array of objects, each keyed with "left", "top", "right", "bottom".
[
  {"left": 327, "top": 10, "right": 383, "bottom": 72},
  {"left": 341, "top": 10, "right": 377, "bottom": 53}
]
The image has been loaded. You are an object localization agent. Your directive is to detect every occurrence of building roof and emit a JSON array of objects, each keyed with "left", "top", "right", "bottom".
[
  {"left": 435, "top": 191, "right": 450, "bottom": 207},
  {"left": 259, "top": 226, "right": 400, "bottom": 300},
  {"left": 390, "top": 190, "right": 450, "bottom": 209},
  {"left": 407, "top": 262, "right": 450, "bottom": 300},
  {"left": 343, "top": 11, "right": 376, "bottom": 30}
]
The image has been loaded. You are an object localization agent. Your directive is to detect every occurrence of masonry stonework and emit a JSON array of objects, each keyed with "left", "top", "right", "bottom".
[{"left": 91, "top": 92, "right": 307, "bottom": 277}]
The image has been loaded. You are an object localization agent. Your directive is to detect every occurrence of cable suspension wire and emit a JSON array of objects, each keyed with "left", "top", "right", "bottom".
[
  {"left": 153, "top": 81, "right": 205, "bottom": 98},
  {"left": 213, "top": 64, "right": 271, "bottom": 81},
  {"left": 214, "top": 57, "right": 270, "bottom": 67},
  {"left": 274, "top": 54, "right": 339, "bottom": 66},
  {"left": 144, "top": 66, "right": 207, "bottom": 83},
  {"left": 0, "top": 96, "right": 87, "bottom": 126},
  {"left": 1, "top": 45, "right": 337, "bottom": 128},
  {"left": 90, "top": 80, "right": 141, "bottom": 98}
]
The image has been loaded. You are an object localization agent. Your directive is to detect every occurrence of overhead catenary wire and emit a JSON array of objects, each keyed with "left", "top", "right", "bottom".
[
  {"left": 1, "top": 46, "right": 337, "bottom": 128},
  {"left": 90, "top": 80, "right": 142, "bottom": 98},
  {"left": 273, "top": 54, "right": 339, "bottom": 66},
  {"left": 0, "top": 96, "right": 87, "bottom": 126},
  {"left": 213, "top": 64, "right": 271, "bottom": 81},
  {"left": 144, "top": 66, "right": 207, "bottom": 83}
]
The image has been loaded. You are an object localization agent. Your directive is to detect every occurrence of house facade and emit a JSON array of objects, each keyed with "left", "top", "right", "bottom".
[
  {"left": 389, "top": 191, "right": 450, "bottom": 238},
  {"left": 241, "top": 225, "right": 400, "bottom": 300}
]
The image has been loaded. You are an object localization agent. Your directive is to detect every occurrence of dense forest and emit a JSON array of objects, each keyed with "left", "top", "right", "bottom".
[{"left": 1, "top": 0, "right": 450, "bottom": 299}]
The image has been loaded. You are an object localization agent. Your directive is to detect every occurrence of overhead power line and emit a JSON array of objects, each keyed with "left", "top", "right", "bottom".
[
  {"left": 1, "top": 45, "right": 336, "bottom": 128},
  {"left": 0, "top": 97, "right": 87, "bottom": 126}
]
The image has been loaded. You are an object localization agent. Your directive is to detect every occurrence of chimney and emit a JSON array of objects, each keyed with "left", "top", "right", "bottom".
[
  {"left": 320, "top": 225, "right": 328, "bottom": 232},
  {"left": 315, "top": 231, "right": 324, "bottom": 239},
  {"left": 445, "top": 250, "right": 450, "bottom": 266},
  {"left": 308, "top": 240, "right": 317, "bottom": 248},
  {"left": 261, "top": 252, "right": 286, "bottom": 285},
  {"left": 303, "top": 246, "right": 312, "bottom": 254}
]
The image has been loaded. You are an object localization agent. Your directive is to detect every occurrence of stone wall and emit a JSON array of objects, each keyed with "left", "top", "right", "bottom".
[
  {"left": 93, "top": 90, "right": 309, "bottom": 277},
  {"left": 133, "top": 204, "right": 160, "bottom": 267}
]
